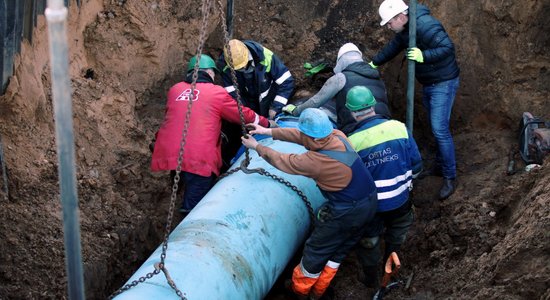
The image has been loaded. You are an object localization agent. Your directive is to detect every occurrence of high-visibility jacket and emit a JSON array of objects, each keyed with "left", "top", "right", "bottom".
[
  {"left": 348, "top": 116, "right": 422, "bottom": 212},
  {"left": 151, "top": 71, "right": 268, "bottom": 177},
  {"left": 219, "top": 40, "right": 294, "bottom": 117}
]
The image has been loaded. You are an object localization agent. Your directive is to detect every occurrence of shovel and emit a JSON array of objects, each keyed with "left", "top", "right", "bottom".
[{"left": 372, "top": 252, "right": 401, "bottom": 300}]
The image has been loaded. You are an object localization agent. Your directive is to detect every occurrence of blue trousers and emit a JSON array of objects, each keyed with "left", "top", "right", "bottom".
[
  {"left": 422, "top": 76, "right": 460, "bottom": 179},
  {"left": 174, "top": 171, "right": 216, "bottom": 211}
]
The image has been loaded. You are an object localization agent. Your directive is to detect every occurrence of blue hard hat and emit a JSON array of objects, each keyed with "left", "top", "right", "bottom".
[{"left": 298, "top": 108, "right": 333, "bottom": 138}]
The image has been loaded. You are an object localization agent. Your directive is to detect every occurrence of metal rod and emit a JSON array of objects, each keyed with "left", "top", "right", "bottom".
[
  {"left": 45, "top": 0, "right": 85, "bottom": 299},
  {"left": 226, "top": 0, "right": 234, "bottom": 39},
  {"left": 406, "top": 0, "right": 417, "bottom": 132},
  {"left": 0, "top": 135, "right": 8, "bottom": 200}
]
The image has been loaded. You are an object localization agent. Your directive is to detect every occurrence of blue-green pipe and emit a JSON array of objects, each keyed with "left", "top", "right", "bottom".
[
  {"left": 45, "top": 1, "right": 85, "bottom": 299},
  {"left": 114, "top": 122, "right": 325, "bottom": 299},
  {"left": 406, "top": 0, "right": 417, "bottom": 132}
]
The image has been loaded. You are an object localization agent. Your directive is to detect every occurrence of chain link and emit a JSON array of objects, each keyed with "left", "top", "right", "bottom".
[
  {"left": 215, "top": 0, "right": 314, "bottom": 228},
  {"left": 216, "top": 0, "right": 251, "bottom": 164},
  {"left": 108, "top": 0, "right": 213, "bottom": 299}
]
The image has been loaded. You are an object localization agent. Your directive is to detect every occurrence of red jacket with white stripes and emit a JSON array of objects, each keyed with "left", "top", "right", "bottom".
[{"left": 151, "top": 71, "right": 268, "bottom": 176}]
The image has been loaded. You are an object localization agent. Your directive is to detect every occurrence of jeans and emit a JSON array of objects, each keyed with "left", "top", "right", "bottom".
[
  {"left": 180, "top": 172, "right": 216, "bottom": 211},
  {"left": 422, "top": 76, "right": 459, "bottom": 179}
]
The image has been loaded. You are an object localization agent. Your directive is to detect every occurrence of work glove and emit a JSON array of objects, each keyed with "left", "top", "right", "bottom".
[
  {"left": 406, "top": 47, "right": 424, "bottom": 63},
  {"left": 368, "top": 61, "right": 378, "bottom": 69},
  {"left": 282, "top": 104, "right": 297, "bottom": 115},
  {"left": 316, "top": 205, "right": 332, "bottom": 223}
]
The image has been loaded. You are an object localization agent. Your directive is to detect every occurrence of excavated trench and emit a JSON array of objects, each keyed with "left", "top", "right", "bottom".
[{"left": 0, "top": 0, "right": 549, "bottom": 299}]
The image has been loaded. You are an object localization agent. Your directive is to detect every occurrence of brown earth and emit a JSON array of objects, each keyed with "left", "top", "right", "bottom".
[{"left": 0, "top": 0, "right": 549, "bottom": 299}]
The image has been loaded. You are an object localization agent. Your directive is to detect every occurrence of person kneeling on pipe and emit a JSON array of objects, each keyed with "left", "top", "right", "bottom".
[{"left": 242, "top": 108, "right": 378, "bottom": 299}]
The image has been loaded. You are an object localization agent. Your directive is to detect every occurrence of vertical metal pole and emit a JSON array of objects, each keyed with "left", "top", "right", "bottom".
[
  {"left": 406, "top": 0, "right": 417, "bottom": 132},
  {"left": 45, "top": 1, "right": 85, "bottom": 299},
  {"left": 0, "top": 135, "right": 8, "bottom": 200},
  {"left": 226, "top": 0, "right": 234, "bottom": 39}
]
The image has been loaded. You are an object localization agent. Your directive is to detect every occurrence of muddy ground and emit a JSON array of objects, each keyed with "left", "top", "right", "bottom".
[{"left": 0, "top": 0, "right": 549, "bottom": 299}]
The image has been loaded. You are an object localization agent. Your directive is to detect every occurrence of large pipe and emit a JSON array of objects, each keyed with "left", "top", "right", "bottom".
[
  {"left": 113, "top": 125, "right": 325, "bottom": 299},
  {"left": 45, "top": 1, "right": 86, "bottom": 299},
  {"left": 406, "top": 0, "right": 417, "bottom": 132}
]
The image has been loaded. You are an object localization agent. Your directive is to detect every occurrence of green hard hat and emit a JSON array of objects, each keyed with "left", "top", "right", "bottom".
[
  {"left": 187, "top": 54, "right": 219, "bottom": 72},
  {"left": 345, "top": 86, "right": 377, "bottom": 112}
]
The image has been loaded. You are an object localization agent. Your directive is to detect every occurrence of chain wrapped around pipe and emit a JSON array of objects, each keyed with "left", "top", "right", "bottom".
[
  {"left": 215, "top": 0, "right": 315, "bottom": 227},
  {"left": 108, "top": 0, "right": 213, "bottom": 299}
]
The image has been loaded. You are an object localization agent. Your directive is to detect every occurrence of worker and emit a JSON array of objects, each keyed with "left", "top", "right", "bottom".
[
  {"left": 241, "top": 108, "right": 377, "bottom": 300},
  {"left": 344, "top": 86, "right": 422, "bottom": 289},
  {"left": 371, "top": 0, "right": 460, "bottom": 200},
  {"left": 219, "top": 39, "right": 295, "bottom": 120},
  {"left": 282, "top": 42, "right": 391, "bottom": 135},
  {"left": 150, "top": 54, "right": 272, "bottom": 214}
]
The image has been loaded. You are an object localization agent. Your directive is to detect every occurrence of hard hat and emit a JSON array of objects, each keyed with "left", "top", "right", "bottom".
[
  {"left": 224, "top": 39, "right": 249, "bottom": 70},
  {"left": 345, "top": 86, "right": 377, "bottom": 112},
  {"left": 337, "top": 43, "right": 362, "bottom": 61},
  {"left": 298, "top": 108, "right": 333, "bottom": 139},
  {"left": 187, "top": 54, "right": 219, "bottom": 72},
  {"left": 379, "top": 0, "right": 408, "bottom": 26}
]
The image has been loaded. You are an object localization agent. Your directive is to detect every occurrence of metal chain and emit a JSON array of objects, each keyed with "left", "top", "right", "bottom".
[
  {"left": 108, "top": 0, "right": 213, "bottom": 299},
  {"left": 216, "top": 163, "right": 315, "bottom": 228},
  {"left": 216, "top": 0, "right": 250, "bottom": 164},
  {"left": 215, "top": 0, "right": 314, "bottom": 227}
]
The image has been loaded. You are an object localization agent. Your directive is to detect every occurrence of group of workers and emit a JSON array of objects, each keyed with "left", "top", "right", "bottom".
[{"left": 150, "top": 0, "right": 460, "bottom": 299}]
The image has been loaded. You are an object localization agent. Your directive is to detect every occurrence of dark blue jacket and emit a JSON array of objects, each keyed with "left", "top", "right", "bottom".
[
  {"left": 218, "top": 40, "right": 294, "bottom": 117},
  {"left": 372, "top": 4, "right": 459, "bottom": 85},
  {"left": 318, "top": 136, "right": 377, "bottom": 210},
  {"left": 348, "top": 116, "right": 422, "bottom": 212}
]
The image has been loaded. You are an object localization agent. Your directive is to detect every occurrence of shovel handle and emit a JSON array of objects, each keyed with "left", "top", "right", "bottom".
[{"left": 381, "top": 252, "right": 401, "bottom": 287}]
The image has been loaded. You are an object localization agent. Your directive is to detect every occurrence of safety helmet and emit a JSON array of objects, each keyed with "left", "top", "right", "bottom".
[
  {"left": 337, "top": 43, "right": 362, "bottom": 61},
  {"left": 345, "top": 86, "right": 377, "bottom": 112},
  {"left": 187, "top": 54, "right": 219, "bottom": 72},
  {"left": 224, "top": 39, "right": 250, "bottom": 70},
  {"left": 298, "top": 108, "right": 333, "bottom": 139},
  {"left": 379, "top": 0, "right": 408, "bottom": 26}
]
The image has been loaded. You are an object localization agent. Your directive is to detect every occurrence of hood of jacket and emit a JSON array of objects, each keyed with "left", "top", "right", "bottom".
[
  {"left": 184, "top": 70, "right": 214, "bottom": 84},
  {"left": 343, "top": 61, "right": 381, "bottom": 80}
]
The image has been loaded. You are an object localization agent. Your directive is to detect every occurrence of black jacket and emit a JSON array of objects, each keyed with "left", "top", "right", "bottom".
[
  {"left": 335, "top": 62, "right": 390, "bottom": 134},
  {"left": 372, "top": 4, "right": 459, "bottom": 85}
]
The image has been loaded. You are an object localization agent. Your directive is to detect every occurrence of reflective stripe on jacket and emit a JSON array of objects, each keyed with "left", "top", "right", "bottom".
[
  {"left": 219, "top": 40, "right": 294, "bottom": 117},
  {"left": 348, "top": 116, "right": 422, "bottom": 212},
  {"left": 318, "top": 136, "right": 377, "bottom": 210}
]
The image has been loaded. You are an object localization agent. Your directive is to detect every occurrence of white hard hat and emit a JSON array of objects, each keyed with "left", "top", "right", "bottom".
[
  {"left": 337, "top": 43, "right": 362, "bottom": 61},
  {"left": 379, "top": 0, "right": 408, "bottom": 26}
]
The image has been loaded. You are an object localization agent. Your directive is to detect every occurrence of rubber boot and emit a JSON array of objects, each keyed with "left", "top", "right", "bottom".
[{"left": 439, "top": 178, "right": 456, "bottom": 200}]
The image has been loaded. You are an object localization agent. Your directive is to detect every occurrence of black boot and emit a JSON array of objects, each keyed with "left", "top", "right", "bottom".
[
  {"left": 439, "top": 178, "right": 456, "bottom": 200},
  {"left": 360, "top": 265, "right": 379, "bottom": 288}
]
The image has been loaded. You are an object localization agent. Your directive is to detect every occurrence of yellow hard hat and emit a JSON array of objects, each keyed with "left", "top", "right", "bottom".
[{"left": 224, "top": 39, "right": 249, "bottom": 70}]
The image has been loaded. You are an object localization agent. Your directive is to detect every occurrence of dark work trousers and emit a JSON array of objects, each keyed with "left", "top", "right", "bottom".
[
  {"left": 301, "top": 192, "right": 377, "bottom": 274},
  {"left": 356, "top": 201, "right": 414, "bottom": 267},
  {"left": 171, "top": 171, "right": 216, "bottom": 212}
]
